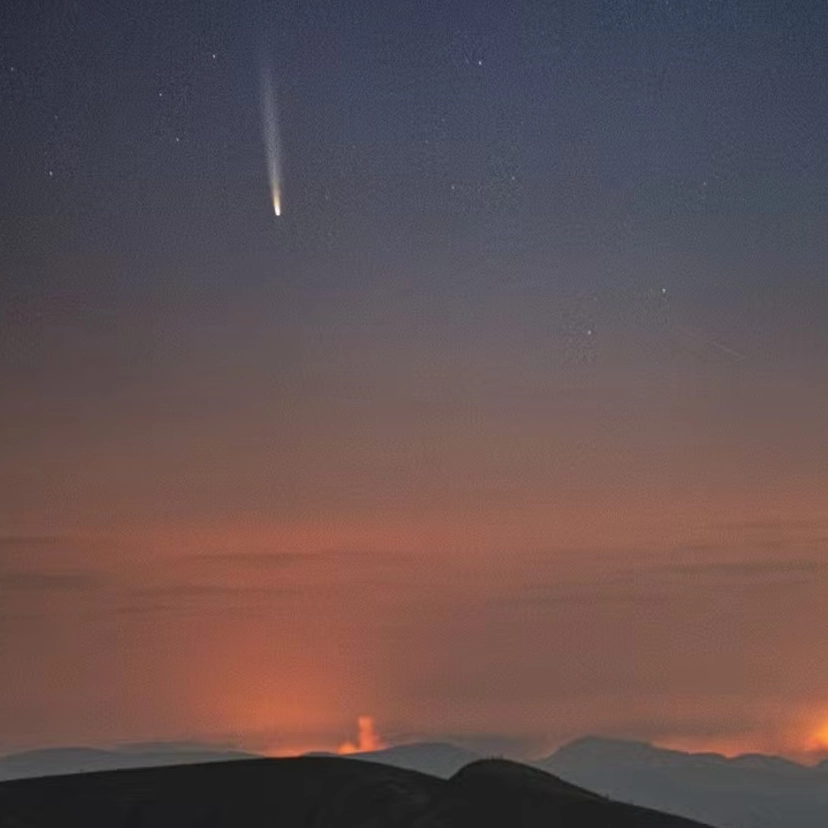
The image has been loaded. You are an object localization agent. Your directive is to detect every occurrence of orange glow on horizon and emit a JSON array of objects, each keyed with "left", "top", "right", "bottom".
[
  {"left": 337, "top": 715, "right": 385, "bottom": 755},
  {"left": 652, "top": 718, "right": 828, "bottom": 765},
  {"left": 807, "top": 721, "right": 828, "bottom": 752},
  {"left": 654, "top": 736, "right": 763, "bottom": 758}
]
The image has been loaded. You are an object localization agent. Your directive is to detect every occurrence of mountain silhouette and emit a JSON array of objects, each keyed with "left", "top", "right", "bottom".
[
  {"left": 329, "top": 741, "right": 482, "bottom": 778},
  {"left": 0, "top": 744, "right": 254, "bottom": 781},
  {"left": 328, "top": 736, "right": 828, "bottom": 828},
  {"left": 5, "top": 736, "right": 828, "bottom": 827},
  {"left": 0, "top": 755, "right": 711, "bottom": 828},
  {"left": 539, "top": 737, "right": 828, "bottom": 828}
]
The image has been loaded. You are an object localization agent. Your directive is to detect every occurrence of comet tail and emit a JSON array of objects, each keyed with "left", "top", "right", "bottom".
[{"left": 259, "top": 62, "right": 282, "bottom": 217}]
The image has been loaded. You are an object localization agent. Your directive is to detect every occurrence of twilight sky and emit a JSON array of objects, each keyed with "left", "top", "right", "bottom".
[{"left": 2, "top": 0, "right": 828, "bottom": 760}]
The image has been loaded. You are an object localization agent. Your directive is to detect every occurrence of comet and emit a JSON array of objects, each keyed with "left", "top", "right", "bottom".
[{"left": 259, "top": 60, "right": 282, "bottom": 217}]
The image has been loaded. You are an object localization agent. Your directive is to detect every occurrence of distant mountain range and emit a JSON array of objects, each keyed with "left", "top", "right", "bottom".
[
  {"left": 0, "top": 753, "right": 710, "bottom": 828},
  {"left": 539, "top": 737, "right": 828, "bottom": 828},
  {"left": 342, "top": 737, "right": 828, "bottom": 828},
  {"left": 0, "top": 744, "right": 254, "bottom": 781},
  {"left": 308, "top": 741, "right": 483, "bottom": 778},
  {"left": 3, "top": 736, "right": 828, "bottom": 827}
]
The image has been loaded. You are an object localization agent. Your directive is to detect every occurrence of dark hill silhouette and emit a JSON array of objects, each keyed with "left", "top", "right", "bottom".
[
  {"left": 0, "top": 755, "right": 712, "bottom": 828},
  {"left": 423, "top": 759, "right": 710, "bottom": 827}
]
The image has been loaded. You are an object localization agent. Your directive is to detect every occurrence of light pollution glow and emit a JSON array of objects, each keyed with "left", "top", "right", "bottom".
[
  {"left": 337, "top": 715, "right": 385, "bottom": 755},
  {"left": 259, "top": 61, "right": 282, "bottom": 217}
]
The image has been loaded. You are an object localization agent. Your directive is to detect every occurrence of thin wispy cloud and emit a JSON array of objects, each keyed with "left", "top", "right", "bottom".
[
  {"left": 714, "top": 518, "right": 825, "bottom": 534},
  {"left": 0, "top": 570, "right": 101, "bottom": 592},
  {"left": 112, "top": 603, "right": 178, "bottom": 616},
  {"left": 130, "top": 583, "right": 297, "bottom": 600},
  {"left": 508, "top": 554, "right": 826, "bottom": 610},
  {"left": 189, "top": 551, "right": 326, "bottom": 568},
  {"left": 112, "top": 582, "right": 300, "bottom": 619},
  {"left": 0, "top": 535, "right": 66, "bottom": 549},
  {"left": 505, "top": 575, "right": 668, "bottom": 607},
  {"left": 662, "top": 559, "right": 827, "bottom": 578},
  {"left": 188, "top": 549, "right": 413, "bottom": 569}
]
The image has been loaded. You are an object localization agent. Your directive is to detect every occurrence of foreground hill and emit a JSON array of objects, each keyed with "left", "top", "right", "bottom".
[{"left": 0, "top": 755, "right": 710, "bottom": 828}]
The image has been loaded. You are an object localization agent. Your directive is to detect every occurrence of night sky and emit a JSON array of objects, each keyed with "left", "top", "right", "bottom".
[{"left": 2, "top": 0, "right": 828, "bottom": 760}]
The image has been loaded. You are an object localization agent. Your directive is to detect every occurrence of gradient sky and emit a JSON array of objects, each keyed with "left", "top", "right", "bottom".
[{"left": 2, "top": 0, "right": 828, "bottom": 760}]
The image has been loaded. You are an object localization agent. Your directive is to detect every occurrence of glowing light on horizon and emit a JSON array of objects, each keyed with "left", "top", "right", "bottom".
[
  {"left": 259, "top": 59, "right": 282, "bottom": 218},
  {"left": 808, "top": 721, "right": 828, "bottom": 752},
  {"left": 653, "top": 735, "right": 763, "bottom": 758},
  {"left": 337, "top": 715, "right": 384, "bottom": 755}
]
